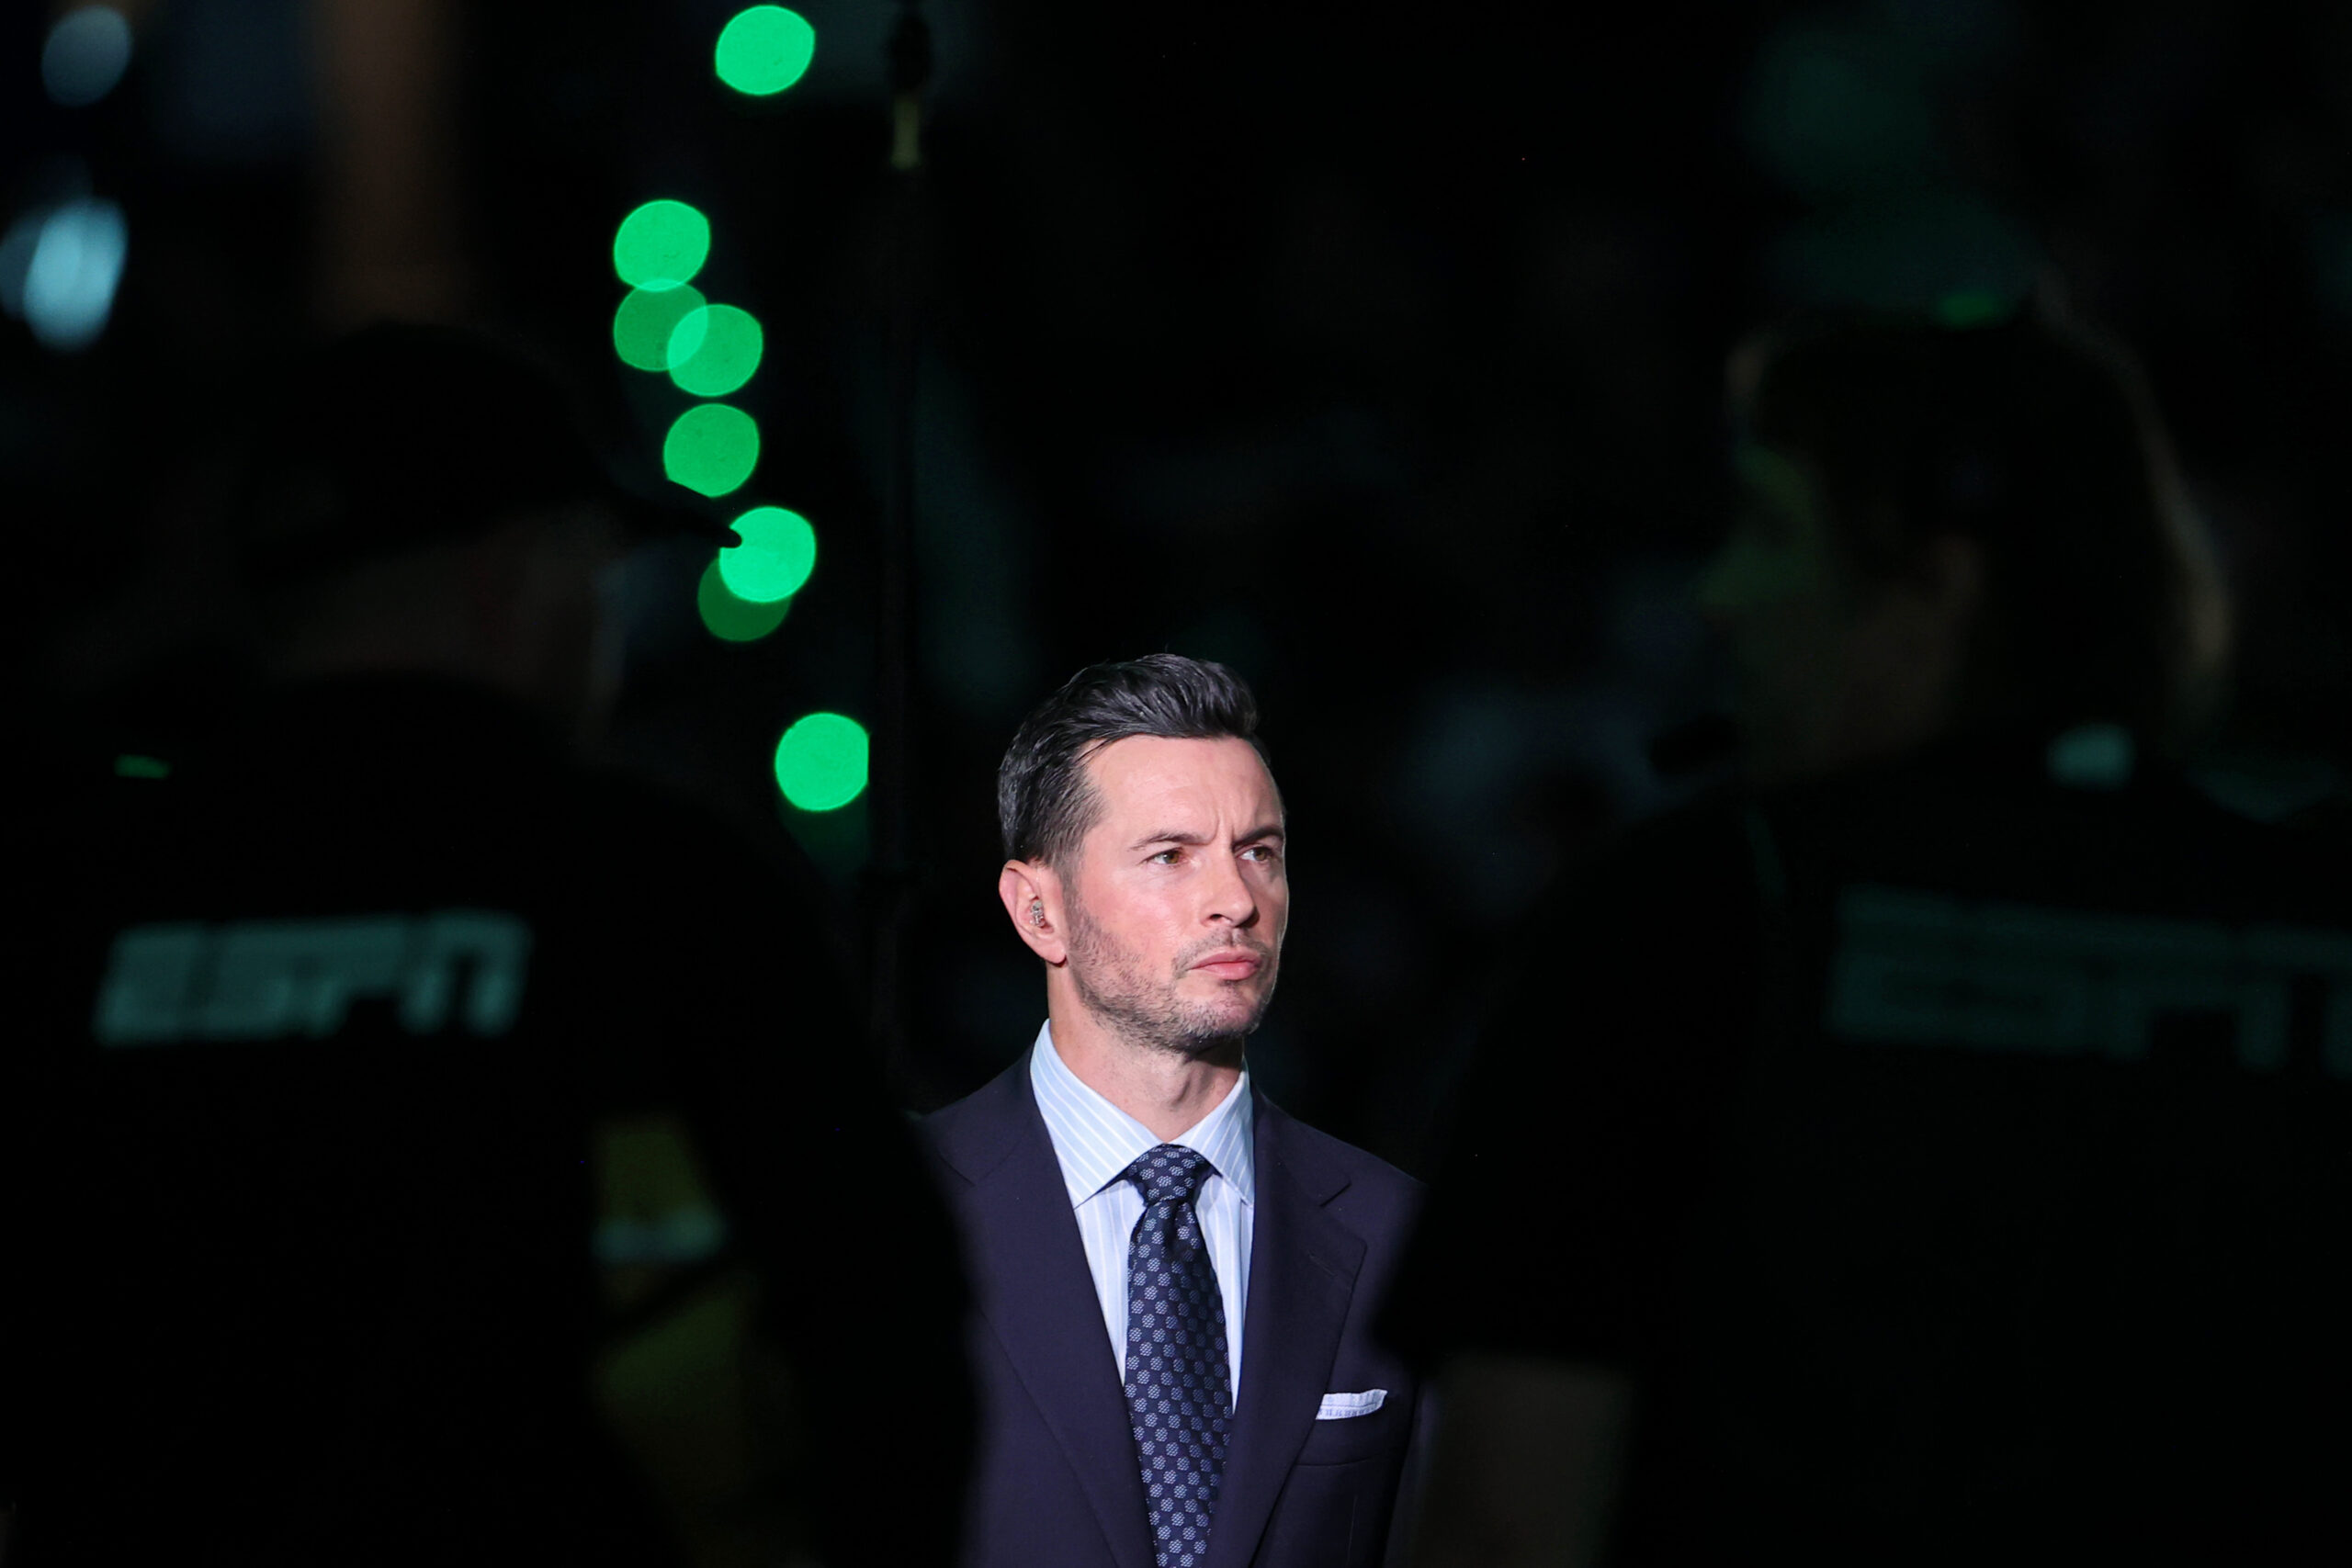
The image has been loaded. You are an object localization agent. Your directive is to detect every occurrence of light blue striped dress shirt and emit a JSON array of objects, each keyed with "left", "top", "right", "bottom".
[{"left": 1028, "top": 1020, "right": 1256, "bottom": 1408}]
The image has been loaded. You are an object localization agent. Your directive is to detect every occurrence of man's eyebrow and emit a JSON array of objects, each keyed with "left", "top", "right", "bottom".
[
  {"left": 1129, "top": 829, "right": 1212, "bottom": 851},
  {"left": 1125, "top": 824, "right": 1287, "bottom": 852}
]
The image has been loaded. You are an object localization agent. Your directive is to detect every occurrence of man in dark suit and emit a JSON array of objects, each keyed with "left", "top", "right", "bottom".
[{"left": 923, "top": 654, "right": 1423, "bottom": 1568}]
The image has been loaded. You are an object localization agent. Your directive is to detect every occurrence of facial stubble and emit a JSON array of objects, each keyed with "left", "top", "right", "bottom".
[{"left": 1063, "top": 891, "right": 1278, "bottom": 1061}]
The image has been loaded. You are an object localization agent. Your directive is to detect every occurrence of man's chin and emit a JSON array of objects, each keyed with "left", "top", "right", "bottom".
[{"left": 1176, "top": 992, "right": 1273, "bottom": 1050}]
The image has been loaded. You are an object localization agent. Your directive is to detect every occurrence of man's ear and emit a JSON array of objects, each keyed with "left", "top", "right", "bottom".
[{"left": 998, "top": 860, "right": 1069, "bottom": 966}]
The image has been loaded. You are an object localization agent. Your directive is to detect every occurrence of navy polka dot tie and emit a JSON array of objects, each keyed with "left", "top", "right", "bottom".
[{"left": 1121, "top": 1144, "right": 1231, "bottom": 1568}]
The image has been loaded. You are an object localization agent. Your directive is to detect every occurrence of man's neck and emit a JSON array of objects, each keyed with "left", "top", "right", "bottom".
[{"left": 1046, "top": 998, "right": 1242, "bottom": 1144}]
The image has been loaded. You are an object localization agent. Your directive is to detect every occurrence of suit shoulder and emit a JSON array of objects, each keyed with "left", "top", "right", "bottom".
[
  {"left": 1304, "top": 1119, "right": 1422, "bottom": 1195},
  {"left": 1261, "top": 1101, "right": 1423, "bottom": 1217},
  {"left": 919, "top": 1059, "right": 1034, "bottom": 1181},
  {"left": 918, "top": 1082, "right": 986, "bottom": 1149}
]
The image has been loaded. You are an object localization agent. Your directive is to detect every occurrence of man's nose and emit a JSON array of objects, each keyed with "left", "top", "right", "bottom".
[{"left": 1202, "top": 849, "right": 1259, "bottom": 928}]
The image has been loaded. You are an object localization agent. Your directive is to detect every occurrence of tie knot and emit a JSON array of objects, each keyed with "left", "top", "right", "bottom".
[{"left": 1122, "top": 1143, "right": 1214, "bottom": 1207}]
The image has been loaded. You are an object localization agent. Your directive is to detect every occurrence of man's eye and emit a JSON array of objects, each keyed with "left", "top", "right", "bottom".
[
  {"left": 1242, "top": 845, "right": 1280, "bottom": 863},
  {"left": 1150, "top": 849, "right": 1182, "bottom": 865}
]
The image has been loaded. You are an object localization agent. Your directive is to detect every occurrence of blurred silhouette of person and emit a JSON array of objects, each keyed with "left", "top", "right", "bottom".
[
  {"left": 1385, "top": 310, "right": 2352, "bottom": 1565},
  {"left": 921, "top": 655, "right": 1426, "bottom": 1568},
  {"left": 6, "top": 321, "right": 973, "bottom": 1567}
]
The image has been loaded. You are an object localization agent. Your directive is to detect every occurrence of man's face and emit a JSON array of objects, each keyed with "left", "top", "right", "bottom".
[
  {"left": 1059, "top": 735, "right": 1288, "bottom": 1056},
  {"left": 1696, "top": 441, "right": 1966, "bottom": 784},
  {"left": 1696, "top": 443, "right": 1860, "bottom": 782}
]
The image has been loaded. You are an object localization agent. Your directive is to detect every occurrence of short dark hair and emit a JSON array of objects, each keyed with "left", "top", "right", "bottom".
[
  {"left": 1736, "top": 310, "right": 2231, "bottom": 754},
  {"left": 998, "top": 654, "right": 1265, "bottom": 865}
]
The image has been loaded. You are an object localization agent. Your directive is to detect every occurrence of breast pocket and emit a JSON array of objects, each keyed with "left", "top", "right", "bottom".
[{"left": 1293, "top": 1399, "right": 1401, "bottom": 1467}]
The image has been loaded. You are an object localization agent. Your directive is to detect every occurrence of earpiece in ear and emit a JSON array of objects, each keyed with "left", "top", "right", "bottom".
[{"left": 1032, "top": 901, "right": 1045, "bottom": 925}]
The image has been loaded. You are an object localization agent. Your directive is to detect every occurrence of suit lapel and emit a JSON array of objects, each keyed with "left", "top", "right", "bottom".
[
  {"left": 945, "top": 1066, "right": 1158, "bottom": 1568},
  {"left": 1204, "top": 1095, "right": 1365, "bottom": 1568}
]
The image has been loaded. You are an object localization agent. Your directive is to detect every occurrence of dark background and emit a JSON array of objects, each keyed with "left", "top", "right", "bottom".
[{"left": 11, "top": 0, "right": 2352, "bottom": 1173}]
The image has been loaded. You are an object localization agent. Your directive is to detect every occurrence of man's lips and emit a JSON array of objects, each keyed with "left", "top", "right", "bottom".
[{"left": 1189, "top": 951, "right": 1265, "bottom": 981}]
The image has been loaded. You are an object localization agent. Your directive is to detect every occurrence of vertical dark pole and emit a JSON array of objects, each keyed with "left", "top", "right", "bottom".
[{"left": 872, "top": 0, "right": 930, "bottom": 1086}]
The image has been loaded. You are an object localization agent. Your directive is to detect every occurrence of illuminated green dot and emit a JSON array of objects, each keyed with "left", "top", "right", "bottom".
[
  {"left": 663, "top": 403, "right": 760, "bottom": 497},
  {"left": 669, "top": 303, "right": 763, "bottom": 397},
  {"left": 775, "top": 712, "right": 868, "bottom": 811},
  {"left": 113, "top": 753, "right": 170, "bottom": 779},
  {"left": 613, "top": 199, "right": 710, "bottom": 290},
  {"left": 696, "top": 556, "right": 792, "bottom": 641},
  {"left": 613, "top": 282, "right": 707, "bottom": 370},
  {"left": 718, "top": 506, "right": 816, "bottom": 602},
  {"left": 717, "top": 6, "right": 816, "bottom": 96}
]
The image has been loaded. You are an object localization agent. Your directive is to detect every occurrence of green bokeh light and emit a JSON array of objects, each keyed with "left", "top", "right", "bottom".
[
  {"left": 669, "top": 303, "right": 764, "bottom": 397},
  {"left": 696, "top": 557, "right": 792, "bottom": 642},
  {"left": 113, "top": 753, "right": 170, "bottom": 779},
  {"left": 613, "top": 282, "right": 708, "bottom": 370},
  {"left": 716, "top": 6, "right": 817, "bottom": 96},
  {"left": 662, "top": 403, "right": 760, "bottom": 497},
  {"left": 718, "top": 506, "right": 816, "bottom": 603},
  {"left": 775, "top": 712, "right": 869, "bottom": 811},
  {"left": 613, "top": 199, "right": 711, "bottom": 290}
]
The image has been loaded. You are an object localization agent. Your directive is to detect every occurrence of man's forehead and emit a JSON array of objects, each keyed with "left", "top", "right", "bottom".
[{"left": 1081, "top": 735, "right": 1281, "bottom": 820}]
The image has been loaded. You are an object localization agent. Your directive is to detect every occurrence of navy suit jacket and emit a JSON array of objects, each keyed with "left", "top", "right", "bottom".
[{"left": 922, "top": 1058, "right": 1425, "bottom": 1568}]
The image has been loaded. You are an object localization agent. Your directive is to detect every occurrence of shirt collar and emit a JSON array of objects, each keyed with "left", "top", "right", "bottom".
[{"left": 1028, "top": 1020, "right": 1257, "bottom": 1210}]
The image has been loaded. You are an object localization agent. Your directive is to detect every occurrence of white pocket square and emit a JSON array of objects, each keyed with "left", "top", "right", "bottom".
[{"left": 1315, "top": 1389, "right": 1386, "bottom": 1420}]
